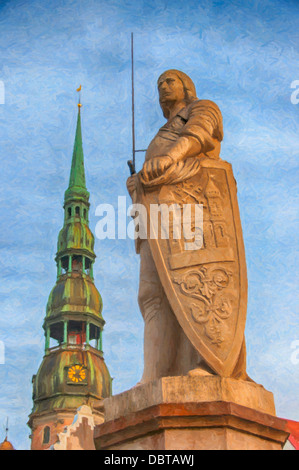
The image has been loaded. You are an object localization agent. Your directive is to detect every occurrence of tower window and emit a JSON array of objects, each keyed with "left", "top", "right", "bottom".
[
  {"left": 43, "top": 426, "right": 50, "bottom": 445},
  {"left": 85, "top": 257, "right": 91, "bottom": 275},
  {"left": 75, "top": 206, "right": 80, "bottom": 216},
  {"left": 68, "top": 207, "right": 72, "bottom": 218},
  {"left": 61, "top": 256, "right": 68, "bottom": 274},
  {"left": 83, "top": 208, "right": 87, "bottom": 219},
  {"left": 49, "top": 322, "right": 64, "bottom": 348},
  {"left": 68, "top": 321, "right": 86, "bottom": 345},
  {"left": 72, "top": 255, "right": 82, "bottom": 272},
  {"left": 89, "top": 324, "right": 101, "bottom": 350}
]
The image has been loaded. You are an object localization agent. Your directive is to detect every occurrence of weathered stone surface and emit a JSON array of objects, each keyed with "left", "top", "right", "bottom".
[
  {"left": 119, "top": 70, "right": 286, "bottom": 450},
  {"left": 103, "top": 376, "right": 276, "bottom": 421},
  {"left": 95, "top": 377, "right": 288, "bottom": 451},
  {"left": 127, "top": 70, "right": 248, "bottom": 381}
]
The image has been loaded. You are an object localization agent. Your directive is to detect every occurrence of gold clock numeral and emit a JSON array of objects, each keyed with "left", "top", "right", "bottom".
[{"left": 68, "top": 365, "right": 86, "bottom": 383}]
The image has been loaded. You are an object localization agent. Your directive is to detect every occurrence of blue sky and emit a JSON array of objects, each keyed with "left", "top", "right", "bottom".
[{"left": 0, "top": 0, "right": 298, "bottom": 450}]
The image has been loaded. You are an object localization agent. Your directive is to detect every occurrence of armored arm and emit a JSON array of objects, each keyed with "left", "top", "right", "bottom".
[{"left": 166, "top": 100, "right": 223, "bottom": 163}]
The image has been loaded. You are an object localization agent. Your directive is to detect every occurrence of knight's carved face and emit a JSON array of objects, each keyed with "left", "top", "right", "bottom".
[{"left": 158, "top": 72, "right": 185, "bottom": 104}]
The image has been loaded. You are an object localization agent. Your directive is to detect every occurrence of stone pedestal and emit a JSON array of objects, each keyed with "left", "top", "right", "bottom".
[{"left": 94, "top": 376, "right": 289, "bottom": 450}]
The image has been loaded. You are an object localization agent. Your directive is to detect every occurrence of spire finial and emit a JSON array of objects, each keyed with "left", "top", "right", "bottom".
[
  {"left": 4, "top": 417, "right": 8, "bottom": 440},
  {"left": 76, "top": 85, "right": 82, "bottom": 110},
  {"left": 64, "top": 93, "right": 89, "bottom": 202}
]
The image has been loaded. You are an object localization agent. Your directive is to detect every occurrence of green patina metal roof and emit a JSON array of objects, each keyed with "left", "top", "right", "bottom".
[
  {"left": 57, "top": 221, "right": 95, "bottom": 258},
  {"left": 64, "top": 109, "right": 90, "bottom": 202},
  {"left": 46, "top": 274, "right": 104, "bottom": 322},
  {"left": 48, "top": 108, "right": 99, "bottom": 321},
  {"left": 29, "top": 104, "right": 112, "bottom": 425},
  {"left": 30, "top": 349, "right": 112, "bottom": 417}
]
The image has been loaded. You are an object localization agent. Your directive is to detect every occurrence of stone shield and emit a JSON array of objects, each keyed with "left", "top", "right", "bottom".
[{"left": 138, "top": 158, "right": 248, "bottom": 377}]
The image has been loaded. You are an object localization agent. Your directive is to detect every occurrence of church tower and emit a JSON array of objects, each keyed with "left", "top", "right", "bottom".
[{"left": 28, "top": 103, "right": 112, "bottom": 450}]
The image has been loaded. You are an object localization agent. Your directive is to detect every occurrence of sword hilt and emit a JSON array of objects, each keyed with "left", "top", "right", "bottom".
[{"left": 127, "top": 159, "right": 136, "bottom": 176}]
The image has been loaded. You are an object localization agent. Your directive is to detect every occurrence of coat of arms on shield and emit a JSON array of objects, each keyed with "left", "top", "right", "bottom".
[{"left": 138, "top": 158, "right": 248, "bottom": 377}]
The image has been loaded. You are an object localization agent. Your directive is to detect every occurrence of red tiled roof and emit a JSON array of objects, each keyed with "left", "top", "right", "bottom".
[{"left": 286, "top": 420, "right": 299, "bottom": 450}]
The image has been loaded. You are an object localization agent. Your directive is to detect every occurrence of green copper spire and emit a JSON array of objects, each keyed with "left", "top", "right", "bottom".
[
  {"left": 56, "top": 103, "right": 96, "bottom": 264},
  {"left": 64, "top": 107, "right": 89, "bottom": 202},
  {"left": 28, "top": 97, "right": 112, "bottom": 446}
]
